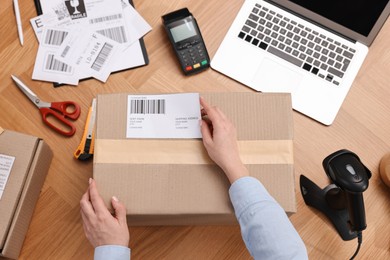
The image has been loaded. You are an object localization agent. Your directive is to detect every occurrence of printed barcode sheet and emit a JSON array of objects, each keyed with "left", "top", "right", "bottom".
[
  {"left": 126, "top": 93, "right": 202, "bottom": 139},
  {"left": 31, "top": 0, "right": 152, "bottom": 85}
]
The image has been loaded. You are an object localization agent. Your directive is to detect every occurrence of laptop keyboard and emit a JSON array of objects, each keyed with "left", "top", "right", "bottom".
[{"left": 238, "top": 3, "right": 356, "bottom": 86}]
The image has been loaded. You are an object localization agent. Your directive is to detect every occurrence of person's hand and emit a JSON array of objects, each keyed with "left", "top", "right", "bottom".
[
  {"left": 80, "top": 178, "right": 129, "bottom": 248},
  {"left": 200, "top": 97, "right": 249, "bottom": 184}
]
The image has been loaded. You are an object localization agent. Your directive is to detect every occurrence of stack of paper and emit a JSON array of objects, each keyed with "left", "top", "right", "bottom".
[{"left": 30, "top": 0, "right": 151, "bottom": 85}]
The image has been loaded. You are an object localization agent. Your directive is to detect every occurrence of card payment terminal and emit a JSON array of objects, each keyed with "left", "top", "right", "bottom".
[{"left": 162, "top": 8, "right": 210, "bottom": 75}]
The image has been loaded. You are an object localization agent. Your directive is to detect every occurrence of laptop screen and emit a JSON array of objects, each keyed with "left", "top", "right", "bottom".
[
  {"left": 289, "top": 0, "right": 389, "bottom": 37},
  {"left": 272, "top": 0, "right": 390, "bottom": 45}
]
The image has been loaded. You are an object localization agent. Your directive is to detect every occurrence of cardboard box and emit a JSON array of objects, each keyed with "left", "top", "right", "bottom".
[
  {"left": 0, "top": 128, "right": 52, "bottom": 259},
  {"left": 93, "top": 92, "right": 295, "bottom": 225}
]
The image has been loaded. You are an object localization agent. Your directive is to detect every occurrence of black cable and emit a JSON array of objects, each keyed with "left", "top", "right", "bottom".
[{"left": 349, "top": 231, "right": 363, "bottom": 260}]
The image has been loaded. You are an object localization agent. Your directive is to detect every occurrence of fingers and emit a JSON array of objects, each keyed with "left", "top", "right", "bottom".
[
  {"left": 81, "top": 179, "right": 126, "bottom": 222},
  {"left": 88, "top": 179, "right": 111, "bottom": 217},
  {"left": 80, "top": 189, "right": 95, "bottom": 218},
  {"left": 80, "top": 187, "right": 97, "bottom": 244},
  {"left": 111, "top": 196, "right": 127, "bottom": 226},
  {"left": 200, "top": 119, "right": 213, "bottom": 145},
  {"left": 80, "top": 209, "right": 90, "bottom": 234},
  {"left": 200, "top": 96, "right": 209, "bottom": 110},
  {"left": 200, "top": 97, "right": 218, "bottom": 121},
  {"left": 200, "top": 97, "right": 227, "bottom": 124}
]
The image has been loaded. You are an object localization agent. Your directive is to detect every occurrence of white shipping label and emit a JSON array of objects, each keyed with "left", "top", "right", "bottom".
[
  {"left": 56, "top": 30, "right": 120, "bottom": 82},
  {"left": 126, "top": 93, "right": 202, "bottom": 138},
  {"left": 0, "top": 154, "right": 16, "bottom": 200}
]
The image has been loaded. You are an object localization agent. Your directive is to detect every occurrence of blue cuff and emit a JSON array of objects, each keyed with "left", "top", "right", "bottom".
[{"left": 94, "top": 245, "right": 130, "bottom": 260}]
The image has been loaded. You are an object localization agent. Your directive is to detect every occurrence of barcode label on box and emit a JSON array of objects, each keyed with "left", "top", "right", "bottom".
[
  {"left": 0, "top": 154, "right": 15, "bottom": 200},
  {"left": 126, "top": 93, "right": 202, "bottom": 139},
  {"left": 130, "top": 99, "right": 166, "bottom": 114}
]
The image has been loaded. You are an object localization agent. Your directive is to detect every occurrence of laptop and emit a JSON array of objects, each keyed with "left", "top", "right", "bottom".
[{"left": 211, "top": 0, "right": 390, "bottom": 125}]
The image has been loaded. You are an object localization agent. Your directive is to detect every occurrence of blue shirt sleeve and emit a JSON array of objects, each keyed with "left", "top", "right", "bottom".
[
  {"left": 229, "top": 176, "right": 308, "bottom": 259},
  {"left": 94, "top": 245, "right": 131, "bottom": 260}
]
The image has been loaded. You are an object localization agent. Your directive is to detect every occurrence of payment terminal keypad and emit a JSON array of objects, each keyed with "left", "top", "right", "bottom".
[{"left": 178, "top": 41, "right": 209, "bottom": 72}]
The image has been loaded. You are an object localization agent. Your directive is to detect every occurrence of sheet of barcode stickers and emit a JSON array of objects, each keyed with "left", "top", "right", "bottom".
[
  {"left": 30, "top": 0, "right": 151, "bottom": 85},
  {"left": 0, "top": 154, "right": 15, "bottom": 200},
  {"left": 126, "top": 93, "right": 202, "bottom": 139}
]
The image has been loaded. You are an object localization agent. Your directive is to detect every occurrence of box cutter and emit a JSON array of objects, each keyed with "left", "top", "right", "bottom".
[{"left": 74, "top": 99, "right": 96, "bottom": 161}]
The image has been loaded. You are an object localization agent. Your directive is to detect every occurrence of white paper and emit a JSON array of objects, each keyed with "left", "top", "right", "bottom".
[
  {"left": 0, "top": 154, "right": 16, "bottom": 200},
  {"left": 40, "top": 0, "right": 122, "bottom": 22},
  {"left": 126, "top": 93, "right": 202, "bottom": 139},
  {"left": 57, "top": 30, "right": 121, "bottom": 82},
  {"left": 32, "top": 26, "right": 79, "bottom": 85},
  {"left": 33, "top": 0, "right": 152, "bottom": 84},
  {"left": 120, "top": 2, "right": 152, "bottom": 49},
  {"left": 30, "top": 12, "right": 72, "bottom": 43}
]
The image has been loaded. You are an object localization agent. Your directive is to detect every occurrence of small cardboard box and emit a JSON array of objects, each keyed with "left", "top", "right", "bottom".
[
  {"left": 93, "top": 92, "right": 295, "bottom": 225},
  {"left": 0, "top": 128, "right": 52, "bottom": 259}
]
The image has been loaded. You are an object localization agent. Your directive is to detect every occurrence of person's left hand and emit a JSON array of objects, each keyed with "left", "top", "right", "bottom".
[{"left": 80, "top": 178, "right": 130, "bottom": 248}]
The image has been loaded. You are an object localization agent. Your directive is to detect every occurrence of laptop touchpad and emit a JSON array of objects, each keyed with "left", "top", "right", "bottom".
[{"left": 252, "top": 58, "right": 303, "bottom": 94}]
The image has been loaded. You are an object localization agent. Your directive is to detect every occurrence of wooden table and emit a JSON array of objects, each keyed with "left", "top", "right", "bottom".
[{"left": 1, "top": 0, "right": 389, "bottom": 259}]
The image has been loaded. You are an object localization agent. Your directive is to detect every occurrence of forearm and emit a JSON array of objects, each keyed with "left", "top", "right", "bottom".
[
  {"left": 229, "top": 177, "right": 308, "bottom": 259},
  {"left": 222, "top": 161, "right": 250, "bottom": 184}
]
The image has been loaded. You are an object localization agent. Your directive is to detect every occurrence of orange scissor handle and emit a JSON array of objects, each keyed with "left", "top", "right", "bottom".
[
  {"left": 50, "top": 101, "right": 81, "bottom": 120},
  {"left": 39, "top": 107, "right": 77, "bottom": 137}
]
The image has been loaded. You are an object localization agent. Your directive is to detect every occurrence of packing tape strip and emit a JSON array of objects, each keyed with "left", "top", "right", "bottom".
[{"left": 94, "top": 139, "right": 293, "bottom": 165}]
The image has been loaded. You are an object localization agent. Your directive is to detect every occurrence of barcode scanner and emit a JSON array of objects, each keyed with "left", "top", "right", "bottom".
[
  {"left": 323, "top": 150, "right": 371, "bottom": 232},
  {"left": 300, "top": 149, "right": 371, "bottom": 259}
]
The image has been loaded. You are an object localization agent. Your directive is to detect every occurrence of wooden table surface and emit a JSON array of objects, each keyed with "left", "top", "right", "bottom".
[{"left": 1, "top": 0, "right": 390, "bottom": 259}]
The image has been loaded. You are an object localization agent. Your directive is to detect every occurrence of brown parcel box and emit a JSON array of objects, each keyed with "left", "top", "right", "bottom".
[
  {"left": 93, "top": 92, "right": 295, "bottom": 225},
  {"left": 0, "top": 128, "right": 52, "bottom": 259}
]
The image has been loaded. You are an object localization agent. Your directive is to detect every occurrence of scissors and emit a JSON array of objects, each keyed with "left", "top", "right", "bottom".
[{"left": 11, "top": 75, "right": 81, "bottom": 137}]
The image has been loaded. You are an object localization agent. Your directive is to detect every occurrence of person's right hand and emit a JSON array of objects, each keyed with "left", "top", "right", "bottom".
[{"left": 200, "top": 97, "right": 249, "bottom": 184}]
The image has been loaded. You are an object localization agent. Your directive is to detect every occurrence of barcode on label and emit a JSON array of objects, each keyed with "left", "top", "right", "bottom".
[
  {"left": 91, "top": 43, "right": 114, "bottom": 71},
  {"left": 61, "top": 45, "right": 71, "bottom": 58},
  {"left": 96, "top": 26, "right": 127, "bottom": 43},
  {"left": 45, "top": 54, "right": 72, "bottom": 73},
  {"left": 130, "top": 99, "right": 166, "bottom": 114},
  {"left": 89, "top": 13, "right": 122, "bottom": 24},
  {"left": 44, "top": 29, "right": 68, "bottom": 46}
]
